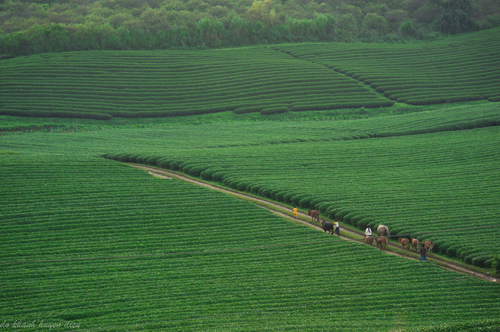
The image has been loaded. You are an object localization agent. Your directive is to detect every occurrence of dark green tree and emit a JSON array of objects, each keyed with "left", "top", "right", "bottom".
[{"left": 431, "top": 0, "right": 476, "bottom": 34}]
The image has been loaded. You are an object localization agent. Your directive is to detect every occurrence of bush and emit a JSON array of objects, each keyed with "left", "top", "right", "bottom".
[
  {"left": 200, "top": 167, "right": 223, "bottom": 181},
  {"left": 169, "top": 161, "right": 182, "bottom": 171},
  {"left": 146, "top": 156, "right": 163, "bottom": 166},
  {"left": 317, "top": 202, "right": 333, "bottom": 213},
  {"left": 157, "top": 158, "right": 173, "bottom": 169},
  {"left": 400, "top": 20, "right": 416, "bottom": 37},
  {"left": 334, "top": 210, "right": 351, "bottom": 221},
  {"left": 492, "top": 254, "right": 500, "bottom": 273},
  {"left": 135, "top": 155, "right": 149, "bottom": 164},
  {"left": 249, "top": 184, "right": 262, "bottom": 194},
  {"left": 128, "top": 154, "right": 141, "bottom": 163},
  {"left": 270, "top": 189, "right": 281, "bottom": 200},
  {"left": 290, "top": 194, "right": 307, "bottom": 206},
  {"left": 298, "top": 196, "right": 313, "bottom": 209},
  {"left": 464, "top": 253, "right": 475, "bottom": 265},
  {"left": 446, "top": 245, "right": 460, "bottom": 258},
  {"left": 117, "top": 153, "right": 132, "bottom": 162},
  {"left": 237, "top": 182, "right": 249, "bottom": 191},
  {"left": 211, "top": 172, "right": 225, "bottom": 182},
  {"left": 364, "top": 13, "right": 389, "bottom": 33},
  {"left": 188, "top": 165, "right": 208, "bottom": 177},
  {"left": 356, "top": 218, "right": 372, "bottom": 230},
  {"left": 260, "top": 188, "right": 272, "bottom": 198},
  {"left": 326, "top": 207, "right": 341, "bottom": 219},
  {"left": 472, "top": 255, "right": 492, "bottom": 268},
  {"left": 274, "top": 191, "right": 286, "bottom": 202},
  {"left": 279, "top": 192, "right": 292, "bottom": 203}
]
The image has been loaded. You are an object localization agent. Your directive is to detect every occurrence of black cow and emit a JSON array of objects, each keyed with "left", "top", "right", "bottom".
[{"left": 321, "top": 220, "right": 334, "bottom": 234}]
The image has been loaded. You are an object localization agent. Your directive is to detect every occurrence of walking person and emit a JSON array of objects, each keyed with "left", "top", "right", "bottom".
[
  {"left": 420, "top": 243, "right": 427, "bottom": 261},
  {"left": 334, "top": 220, "right": 340, "bottom": 236},
  {"left": 292, "top": 206, "right": 297, "bottom": 220},
  {"left": 365, "top": 226, "right": 372, "bottom": 238}
]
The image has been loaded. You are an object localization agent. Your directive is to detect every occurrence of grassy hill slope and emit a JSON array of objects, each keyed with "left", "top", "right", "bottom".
[{"left": 1, "top": 28, "right": 499, "bottom": 120}]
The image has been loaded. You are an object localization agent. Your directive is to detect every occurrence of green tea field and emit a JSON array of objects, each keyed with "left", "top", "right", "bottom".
[
  {"left": 1, "top": 154, "right": 499, "bottom": 331},
  {"left": 1, "top": 27, "right": 500, "bottom": 331}
]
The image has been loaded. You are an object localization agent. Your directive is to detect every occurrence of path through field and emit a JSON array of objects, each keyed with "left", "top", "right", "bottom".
[{"left": 130, "top": 164, "right": 498, "bottom": 284}]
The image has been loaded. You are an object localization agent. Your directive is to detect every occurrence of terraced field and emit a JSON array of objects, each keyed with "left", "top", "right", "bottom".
[
  {"left": 0, "top": 48, "right": 390, "bottom": 119},
  {"left": 1, "top": 27, "right": 500, "bottom": 330},
  {"left": 104, "top": 124, "right": 500, "bottom": 269},
  {"left": 1, "top": 28, "right": 499, "bottom": 121},
  {"left": 277, "top": 28, "right": 500, "bottom": 105},
  {"left": 2, "top": 102, "right": 499, "bottom": 269},
  {"left": 1, "top": 154, "right": 499, "bottom": 331}
]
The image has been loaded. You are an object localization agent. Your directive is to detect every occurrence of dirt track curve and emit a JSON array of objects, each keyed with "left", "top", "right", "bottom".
[{"left": 131, "top": 164, "right": 498, "bottom": 284}]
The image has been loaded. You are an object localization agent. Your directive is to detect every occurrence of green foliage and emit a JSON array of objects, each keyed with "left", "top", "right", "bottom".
[
  {"left": 364, "top": 13, "right": 390, "bottom": 33},
  {"left": 431, "top": 0, "right": 476, "bottom": 34},
  {"left": 493, "top": 254, "right": 500, "bottom": 273},
  {"left": 1, "top": 0, "right": 499, "bottom": 56}
]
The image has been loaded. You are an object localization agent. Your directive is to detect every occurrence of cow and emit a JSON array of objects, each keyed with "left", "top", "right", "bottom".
[
  {"left": 422, "top": 240, "right": 434, "bottom": 253},
  {"left": 376, "top": 236, "right": 388, "bottom": 250},
  {"left": 411, "top": 238, "right": 419, "bottom": 251},
  {"left": 398, "top": 238, "right": 410, "bottom": 250},
  {"left": 308, "top": 210, "right": 320, "bottom": 222},
  {"left": 321, "top": 219, "right": 334, "bottom": 234},
  {"left": 377, "top": 225, "right": 389, "bottom": 237},
  {"left": 364, "top": 236, "right": 375, "bottom": 246}
]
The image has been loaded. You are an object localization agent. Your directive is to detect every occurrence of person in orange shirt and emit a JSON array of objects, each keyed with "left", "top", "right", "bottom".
[{"left": 293, "top": 206, "right": 298, "bottom": 220}]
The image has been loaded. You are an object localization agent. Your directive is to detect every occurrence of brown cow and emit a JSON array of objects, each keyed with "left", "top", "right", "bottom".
[
  {"left": 376, "top": 237, "right": 388, "bottom": 250},
  {"left": 422, "top": 241, "right": 434, "bottom": 253},
  {"left": 308, "top": 210, "right": 320, "bottom": 222},
  {"left": 364, "top": 236, "right": 375, "bottom": 246},
  {"left": 398, "top": 238, "right": 410, "bottom": 250},
  {"left": 411, "top": 238, "right": 419, "bottom": 251}
]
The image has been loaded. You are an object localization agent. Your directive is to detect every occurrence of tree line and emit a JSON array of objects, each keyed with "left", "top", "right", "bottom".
[{"left": 1, "top": 0, "right": 499, "bottom": 56}]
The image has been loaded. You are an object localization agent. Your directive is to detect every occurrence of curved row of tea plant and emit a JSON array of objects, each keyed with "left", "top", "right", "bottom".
[
  {"left": 1, "top": 153, "right": 499, "bottom": 331},
  {"left": 277, "top": 27, "right": 500, "bottom": 105},
  {"left": 0, "top": 48, "right": 389, "bottom": 119},
  {"left": 102, "top": 106, "right": 500, "bottom": 268}
]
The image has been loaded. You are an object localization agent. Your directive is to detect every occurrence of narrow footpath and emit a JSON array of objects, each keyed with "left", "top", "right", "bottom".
[{"left": 131, "top": 164, "right": 498, "bottom": 284}]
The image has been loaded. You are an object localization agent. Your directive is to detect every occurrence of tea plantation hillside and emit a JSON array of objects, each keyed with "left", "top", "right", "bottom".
[
  {"left": 1, "top": 28, "right": 499, "bottom": 120},
  {"left": 101, "top": 105, "right": 500, "bottom": 269},
  {"left": 1, "top": 27, "right": 500, "bottom": 331},
  {"left": 1, "top": 154, "right": 499, "bottom": 331},
  {"left": 2, "top": 102, "right": 499, "bottom": 269},
  {"left": 277, "top": 28, "right": 500, "bottom": 106},
  {"left": 0, "top": 48, "right": 390, "bottom": 120}
]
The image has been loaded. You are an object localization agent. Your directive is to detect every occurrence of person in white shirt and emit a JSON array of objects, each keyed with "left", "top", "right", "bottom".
[
  {"left": 365, "top": 226, "right": 372, "bottom": 237},
  {"left": 334, "top": 220, "right": 340, "bottom": 236}
]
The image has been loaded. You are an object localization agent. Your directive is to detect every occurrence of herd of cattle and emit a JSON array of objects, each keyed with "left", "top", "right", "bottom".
[
  {"left": 365, "top": 228, "right": 434, "bottom": 253},
  {"left": 306, "top": 209, "right": 434, "bottom": 253}
]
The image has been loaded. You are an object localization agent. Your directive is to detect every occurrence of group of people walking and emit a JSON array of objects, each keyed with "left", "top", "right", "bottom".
[
  {"left": 292, "top": 207, "right": 428, "bottom": 261},
  {"left": 364, "top": 226, "right": 428, "bottom": 261}
]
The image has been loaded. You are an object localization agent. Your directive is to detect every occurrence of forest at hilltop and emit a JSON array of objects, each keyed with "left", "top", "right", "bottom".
[{"left": 1, "top": 0, "right": 500, "bottom": 56}]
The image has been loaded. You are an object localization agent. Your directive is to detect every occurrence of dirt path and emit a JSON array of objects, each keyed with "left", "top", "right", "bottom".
[{"left": 130, "top": 164, "right": 498, "bottom": 284}]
